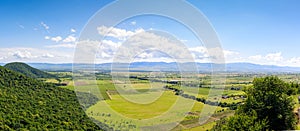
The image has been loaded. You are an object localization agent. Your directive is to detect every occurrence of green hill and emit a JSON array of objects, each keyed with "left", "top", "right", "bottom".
[
  {"left": 4, "top": 62, "right": 57, "bottom": 79},
  {"left": 0, "top": 66, "right": 109, "bottom": 130}
]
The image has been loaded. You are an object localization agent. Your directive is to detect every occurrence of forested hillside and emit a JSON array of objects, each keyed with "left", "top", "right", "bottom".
[
  {"left": 0, "top": 66, "right": 104, "bottom": 130},
  {"left": 4, "top": 62, "right": 57, "bottom": 79}
]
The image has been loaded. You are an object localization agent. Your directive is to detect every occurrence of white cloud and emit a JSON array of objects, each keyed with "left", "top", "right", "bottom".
[
  {"left": 188, "top": 46, "right": 210, "bottom": 62},
  {"left": 189, "top": 46, "right": 207, "bottom": 54},
  {"left": 45, "top": 35, "right": 77, "bottom": 46},
  {"left": 1, "top": 46, "right": 299, "bottom": 67},
  {"left": 102, "top": 40, "right": 121, "bottom": 48},
  {"left": 50, "top": 36, "right": 62, "bottom": 42},
  {"left": 180, "top": 39, "right": 188, "bottom": 43},
  {"left": 17, "top": 23, "right": 25, "bottom": 29},
  {"left": 224, "top": 50, "right": 239, "bottom": 57},
  {"left": 0, "top": 48, "right": 73, "bottom": 63},
  {"left": 288, "top": 57, "right": 300, "bottom": 64},
  {"left": 97, "top": 26, "right": 144, "bottom": 40},
  {"left": 188, "top": 46, "right": 238, "bottom": 63},
  {"left": 242, "top": 52, "right": 291, "bottom": 66},
  {"left": 0, "top": 56, "right": 7, "bottom": 60},
  {"left": 74, "top": 40, "right": 101, "bottom": 63},
  {"left": 111, "top": 31, "right": 195, "bottom": 63},
  {"left": 136, "top": 52, "right": 153, "bottom": 59},
  {"left": 265, "top": 52, "right": 283, "bottom": 62},
  {"left": 44, "top": 36, "right": 50, "bottom": 40},
  {"left": 42, "top": 53, "right": 54, "bottom": 58},
  {"left": 15, "top": 24, "right": 299, "bottom": 67},
  {"left": 285, "top": 57, "right": 300, "bottom": 67},
  {"left": 96, "top": 40, "right": 120, "bottom": 59},
  {"left": 12, "top": 51, "right": 35, "bottom": 59},
  {"left": 132, "top": 56, "right": 175, "bottom": 63},
  {"left": 131, "top": 21, "right": 136, "bottom": 25},
  {"left": 46, "top": 43, "right": 76, "bottom": 48},
  {"left": 63, "top": 35, "right": 76, "bottom": 43},
  {"left": 248, "top": 55, "right": 263, "bottom": 61},
  {"left": 41, "top": 22, "right": 49, "bottom": 30},
  {"left": 71, "top": 28, "right": 76, "bottom": 33}
]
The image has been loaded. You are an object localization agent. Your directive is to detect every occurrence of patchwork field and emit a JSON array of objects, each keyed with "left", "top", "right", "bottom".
[{"left": 50, "top": 72, "right": 300, "bottom": 130}]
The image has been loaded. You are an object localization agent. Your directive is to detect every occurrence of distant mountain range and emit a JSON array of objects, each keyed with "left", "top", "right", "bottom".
[{"left": 5, "top": 62, "right": 298, "bottom": 73}]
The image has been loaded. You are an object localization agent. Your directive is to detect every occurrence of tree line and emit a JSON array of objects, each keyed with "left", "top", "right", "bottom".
[{"left": 164, "top": 85, "right": 242, "bottom": 110}]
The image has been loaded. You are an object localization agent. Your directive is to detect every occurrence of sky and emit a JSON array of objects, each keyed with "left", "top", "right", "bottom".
[{"left": 1, "top": 0, "right": 300, "bottom": 67}]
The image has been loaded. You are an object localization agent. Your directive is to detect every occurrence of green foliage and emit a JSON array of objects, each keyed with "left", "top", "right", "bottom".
[
  {"left": 239, "top": 76, "right": 297, "bottom": 130},
  {"left": 213, "top": 76, "right": 298, "bottom": 130},
  {"left": 4, "top": 62, "right": 57, "bottom": 79},
  {"left": 212, "top": 111, "right": 268, "bottom": 131},
  {"left": 77, "top": 91, "right": 100, "bottom": 110},
  {"left": 0, "top": 66, "right": 103, "bottom": 130},
  {"left": 164, "top": 85, "right": 242, "bottom": 109}
]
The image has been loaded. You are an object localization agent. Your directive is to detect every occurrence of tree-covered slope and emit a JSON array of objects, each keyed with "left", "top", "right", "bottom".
[
  {"left": 4, "top": 62, "right": 57, "bottom": 79},
  {"left": 0, "top": 66, "right": 106, "bottom": 130}
]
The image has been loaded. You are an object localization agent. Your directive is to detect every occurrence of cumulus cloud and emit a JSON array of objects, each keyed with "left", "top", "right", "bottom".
[
  {"left": 50, "top": 36, "right": 62, "bottom": 42},
  {"left": 71, "top": 28, "right": 76, "bottom": 33},
  {"left": 86, "top": 26, "right": 194, "bottom": 63},
  {"left": 46, "top": 43, "right": 76, "bottom": 48},
  {"left": 32, "top": 25, "right": 300, "bottom": 67},
  {"left": 97, "top": 28, "right": 232, "bottom": 64},
  {"left": 42, "top": 53, "right": 54, "bottom": 58},
  {"left": 96, "top": 40, "right": 120, "bottom": 59},
  {"left": 41, "top": 22, "right": 49, "bottom": 30},
  {"left": 92, "top": 30, "right": 191, "bottom": 63},
  {"left": 74, "top": 40, "right": 101, "bottom": 63},
  {"left": 188, "top": 46, "right": 238, "bottom": 63},
  {"left": 45, "top": 35, "right": 77, "bottom": 47},
  {"left": 248, "top": 52, "right": 283, "bottom": 63},
  {"left": 63, "top": 35, "right": 76, "bottom": 43},
  {"left": 0, "top": 48, "right": 73, "bottom": 63},
  {"left": 244, "top": 52, "right": 289, "bottom": 66},
  {"left": 131, "top": 21, "right": 136, "bottom": 25},
  {"left": 248, "top": 55, "right": 263, "bottom": 61},
  {"left": 97, "top": 26, "right": 144, "bottom": 40},
  {"left": 111, "top": 31, "right": 195, "bottom": 63},
  {"left": 17, "top": 23, "right": 25, "bottom": 29},
  {"left": 44, "top": 36, "right": 50, "bottom": 40},
  {"left": 189, "top": 46, "right": 207, "bottom": 54},
  {"left": 180, "top": 39, "right": 188, "bottom": 43},
  {"left": 265, "top": 52, "right": 283, "bottom": 62},
  {"left": 224, "top": 50, "right": 239, "bottom": 57},
  {"left": 288, "top": 57, "right": 300, "bottom": 64},
  {"left": 188, "top": 46, "right": 210, "bottom": 62},
  {"left": 12, "top": 51, "right": 35, "bottom": 59}
]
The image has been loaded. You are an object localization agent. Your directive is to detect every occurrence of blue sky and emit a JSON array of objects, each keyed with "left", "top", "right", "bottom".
[{"left": 1, "top": 0, "right": 300, "bottom": 66}]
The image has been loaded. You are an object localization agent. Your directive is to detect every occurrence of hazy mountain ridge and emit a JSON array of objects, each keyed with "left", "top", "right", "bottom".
[{"left": 22, "top": 62, "right": 300, "bottom": 73}]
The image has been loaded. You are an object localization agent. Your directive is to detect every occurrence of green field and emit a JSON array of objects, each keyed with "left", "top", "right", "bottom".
[
  {"left": 52, "top": 72, "right": 244, "bottom": 130},
  {"left": 50, "top": 72, "right": 300, "bottom": 130}
]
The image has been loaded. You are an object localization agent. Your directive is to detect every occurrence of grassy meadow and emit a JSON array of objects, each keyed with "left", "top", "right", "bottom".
[{"left": 48, "top": 71, "right": 300, "bottom": 130}]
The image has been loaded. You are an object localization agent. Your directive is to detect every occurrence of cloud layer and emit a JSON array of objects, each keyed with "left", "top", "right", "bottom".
[{"left": 2, "top": 25, "right": 300, "bottom": 67}]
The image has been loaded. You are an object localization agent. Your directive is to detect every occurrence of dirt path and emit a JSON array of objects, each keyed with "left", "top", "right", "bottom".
[{"left": 106, "top": 91, "right": 112, "bottom": 100}]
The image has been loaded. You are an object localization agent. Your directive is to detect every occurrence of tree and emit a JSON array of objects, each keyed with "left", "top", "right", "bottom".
[
  {"left": 213, "top": 76, "right": 297, "bottom": 130},
  {"left": 212, "top": 111, "right": 268, "bottom": 131},
  {"left": 238, "top": 76, "right": 297, "bottom": 130}
]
